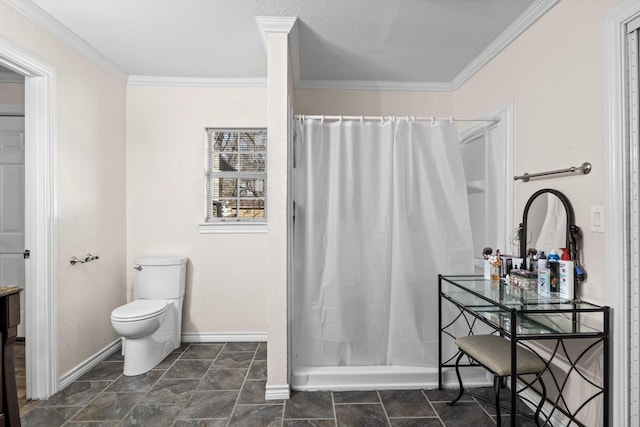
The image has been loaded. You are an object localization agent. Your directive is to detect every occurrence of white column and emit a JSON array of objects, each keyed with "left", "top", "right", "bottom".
[{"left": 258, "top": 16, "right": 296, "bottom": 400}]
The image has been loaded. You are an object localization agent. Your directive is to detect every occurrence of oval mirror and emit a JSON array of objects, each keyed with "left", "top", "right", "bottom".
[{"left": 519, "top": 189, "right": 576, "bottom": 260}]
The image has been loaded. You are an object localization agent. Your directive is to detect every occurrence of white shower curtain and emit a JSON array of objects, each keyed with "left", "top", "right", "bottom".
[{"left": 292, "top": 118, "right": 474, "bottom": 369}]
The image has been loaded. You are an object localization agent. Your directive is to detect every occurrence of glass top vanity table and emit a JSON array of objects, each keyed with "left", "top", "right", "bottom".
[
  {"left": 438, "top": 275, "right": 609, "bottom": 426},
  {"left": 438, "top": 189, "right": 609, "bottom": 426}
]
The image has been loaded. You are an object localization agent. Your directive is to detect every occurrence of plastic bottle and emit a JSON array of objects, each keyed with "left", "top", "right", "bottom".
[
  {"left": 538, "top": 267, "right": 550, "bottom": 297},
  {"left": 536, "top": 251, "right": 547, "bottom": 274},
  {"left": 548, "top": 250, "right": 560, "bottom": 293},
  {"left": 558, "top": 259, "right": 575, "bottom": 300}
]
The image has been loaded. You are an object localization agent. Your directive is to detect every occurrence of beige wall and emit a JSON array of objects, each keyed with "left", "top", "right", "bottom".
[
  {"left": 0, "top": 82, "right": 24, "bottom": 104},
  {"left": 453, "top": 2, "right": 621, "bottom": 424},
  {"left": 0, "top": 1, "right": 127, "bottom": 377},
  {"left": 454, "top": 0, "right": 621, "bottom": 307},
  {"left": 295, "top": 89, "right": 453, "bottom": 117},
  {"left": 126, "top": 86, "right": 268, "bottom": 335}
]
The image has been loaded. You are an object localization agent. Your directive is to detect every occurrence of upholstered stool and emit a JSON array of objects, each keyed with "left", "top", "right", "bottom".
[{"left": 449, "top": 335, "right": 547, "bottom": 426}]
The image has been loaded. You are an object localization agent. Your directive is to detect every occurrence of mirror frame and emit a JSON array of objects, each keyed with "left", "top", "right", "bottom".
[{"left": 519, "top": 188, "right": 576, "bottom": 260}]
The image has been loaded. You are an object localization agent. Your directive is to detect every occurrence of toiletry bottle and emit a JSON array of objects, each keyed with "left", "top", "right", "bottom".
[
  {"left": 536, "top": 251, "right": 547, "bottom": 275},
  {"left": 561, "top": 247, "right": 570, "bottom": 261},
  {"left": 484, "top": 258, "right": 491, "bottom": 280},
  {"left": 538, "top": 267, "right": 550, "bottom": 297},
  {"left": 527, "top": 248, "right": 537, "bottom": 272},
  {"left": 548, "top": 249, "right": 560, "bottom": 294},
  {"left": 558, "top": 259, "right": 575, "bottom": 301},
  {"left": 483, "top": 247, "right": 492, "bottom": 279}
]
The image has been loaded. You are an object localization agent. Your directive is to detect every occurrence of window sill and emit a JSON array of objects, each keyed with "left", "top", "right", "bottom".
[{"left": 198, "top": 222, "right": 267, "bottom": 234}]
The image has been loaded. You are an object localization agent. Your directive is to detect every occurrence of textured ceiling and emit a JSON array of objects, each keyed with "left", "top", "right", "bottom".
[{"left": 24, "top": 0, "right": 537, "bottom": 85}]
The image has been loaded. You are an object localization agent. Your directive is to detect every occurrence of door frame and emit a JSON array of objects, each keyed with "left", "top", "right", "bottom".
[
  {"left": 459, "top": 101, "right": 514, "bottom": 258},
  {"left": 0, "top": 105, "right": 25, "bottom": 338},
  {"left": 0, "top": 40, "right": 58, "bottom": 399},
  {"left": 605, "top": 1, "right": 640, "bottom": 426}
]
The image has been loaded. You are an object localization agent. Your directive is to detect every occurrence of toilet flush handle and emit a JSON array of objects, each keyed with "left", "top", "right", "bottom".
[{"left": 133, "top": 265, "right": 143, "bottom": 271}]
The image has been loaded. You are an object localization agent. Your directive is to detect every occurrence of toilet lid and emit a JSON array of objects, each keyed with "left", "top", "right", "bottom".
[{"left": 111, "top": 299, "right": 168, "bottom": 321}]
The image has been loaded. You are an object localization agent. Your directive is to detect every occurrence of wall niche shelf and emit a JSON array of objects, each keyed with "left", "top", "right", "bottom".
[{"left": 466, "top": 180, "right": 486, "bottom": 194}]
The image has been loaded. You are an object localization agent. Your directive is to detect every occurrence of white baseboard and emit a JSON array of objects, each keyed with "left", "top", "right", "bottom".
[
  {"left": 181, "top": 332, "right": 267, "bottom": 342},
  {"left": 58, "top": 339, "right": 121, "bottom": 390},
  {"left": 440, "top": 366, "right": 493, "bottom": 389},
  {"left": 518, "top": 386, "right": 571, "bottom": 426},
  {"left": 265, "top": 383, "right": 290, "bottom": 400}
]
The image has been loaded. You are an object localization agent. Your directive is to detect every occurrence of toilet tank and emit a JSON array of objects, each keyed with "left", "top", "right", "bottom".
[{"left": 135, "top": 256, "right": 188, "bottom": 299}]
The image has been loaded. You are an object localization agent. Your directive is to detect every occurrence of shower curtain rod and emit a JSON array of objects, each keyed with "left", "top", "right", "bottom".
[{"left": 294, "top": 114, "right": 500, "bottom": 124}]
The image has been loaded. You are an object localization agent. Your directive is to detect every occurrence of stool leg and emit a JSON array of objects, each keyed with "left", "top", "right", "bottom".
[
  {"left": 494, "top": 375, "right": 502, "bottom": 427},
  {"left": 534, "top": 374, "right": 547, "bottom": 427},
  {"left": 448, "top": 352, "right": 465, "bottom": 406}
]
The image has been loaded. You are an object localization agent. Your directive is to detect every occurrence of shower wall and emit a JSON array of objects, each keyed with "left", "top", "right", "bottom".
[{"left": 294, "top": 89, "right": 454, "bottom": 118}]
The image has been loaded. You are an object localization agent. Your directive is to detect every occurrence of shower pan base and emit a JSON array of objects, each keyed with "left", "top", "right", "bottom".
[{"left": 290, "top": 365, "right": 491, "bottom": 391}]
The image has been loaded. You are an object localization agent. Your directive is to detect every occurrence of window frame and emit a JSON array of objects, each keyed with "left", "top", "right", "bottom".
[{"left": 198, "top": 128, "right": 268, "bottom": 234}]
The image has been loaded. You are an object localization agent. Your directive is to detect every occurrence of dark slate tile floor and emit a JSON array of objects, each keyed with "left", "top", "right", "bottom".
[{"left": 20, "top": 342, "right": 538, "bottom": 426}]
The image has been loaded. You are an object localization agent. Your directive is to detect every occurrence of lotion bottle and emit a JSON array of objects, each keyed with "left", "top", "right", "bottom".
[
  {"left": 537, "top": 251, "right": 547, "bottom": 273},
  {"left": 558, "top": 259, "right": 575, "bottom": 300}
]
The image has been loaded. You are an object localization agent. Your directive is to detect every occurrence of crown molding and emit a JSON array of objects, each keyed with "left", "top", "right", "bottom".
[
  {"left": 450, "top": 0, "right": 559, "bottom": 90},
  {"left": 127, "top": 75, "right": 267, "bottom": 87},
  {"left": 255, "top": 16, "right": 298, "bottom": 42},
  {"left": 6, "top": 0, "right": 128, "bottom": 83},
  {"left": 255, "top": 16, "right": 300, "bottom": 86},
  {"left": 295, "top": 79, "right": 454, "bottom": 92}
]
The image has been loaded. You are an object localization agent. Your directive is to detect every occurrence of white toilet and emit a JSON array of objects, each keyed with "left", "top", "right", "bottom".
[{"left": 111, "top": 256, "right": 188, "bottom": 376}]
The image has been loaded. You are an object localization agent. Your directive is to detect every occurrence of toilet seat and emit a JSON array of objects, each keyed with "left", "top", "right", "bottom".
[{"left": 111, "top": 299, "right": 167, "bottom": 322}]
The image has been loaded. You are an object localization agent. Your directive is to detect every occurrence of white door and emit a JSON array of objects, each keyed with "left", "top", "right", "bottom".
[{"left": 0, "top": 116, "right": 25, "bottom": 337}]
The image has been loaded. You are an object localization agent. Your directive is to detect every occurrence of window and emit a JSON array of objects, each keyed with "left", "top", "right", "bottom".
[{"left": 204, "top": 129, "right": 267, "bottom": 226}]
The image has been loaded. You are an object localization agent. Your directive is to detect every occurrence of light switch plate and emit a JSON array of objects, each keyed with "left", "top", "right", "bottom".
[{"left": 591, "top": 206, "right": 604, "bottom": 232}]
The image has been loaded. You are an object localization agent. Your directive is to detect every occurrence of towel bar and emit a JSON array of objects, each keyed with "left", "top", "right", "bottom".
[{"left": 514, "top": 162, "right": 591, "bottom": 182}]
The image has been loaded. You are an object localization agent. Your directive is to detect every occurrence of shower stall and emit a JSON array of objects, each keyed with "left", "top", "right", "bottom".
[{"left": 289, "top": 116, "right": 493, "bottom": 391}]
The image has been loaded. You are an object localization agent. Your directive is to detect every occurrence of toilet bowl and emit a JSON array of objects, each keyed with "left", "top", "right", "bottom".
[
  {"left": 111, "top": 256, "right": 187, "bottom": 376},
  {"left": 111, "top": 300, "right": 168, "bottom": 339}
]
